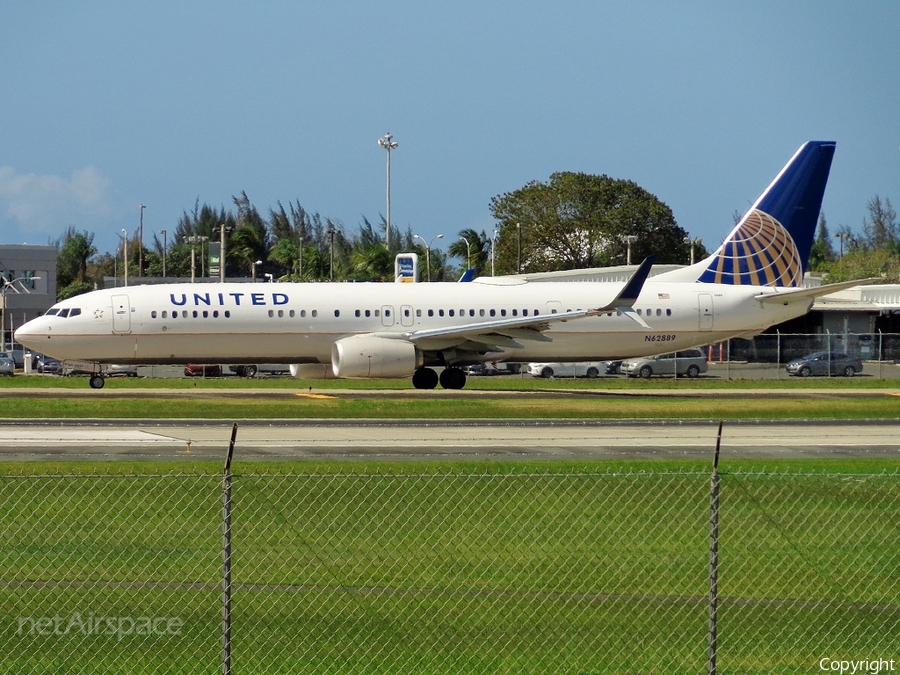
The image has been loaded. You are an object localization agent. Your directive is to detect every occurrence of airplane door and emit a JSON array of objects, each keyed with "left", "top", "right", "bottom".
[
  {"left": 400, "top": 305, "right": 414, "bottom": 327},
  {"left": 381, "top": 305, "right": 395, "bottom": 327},
  {"left": 111, "top": 295, "right": 131, "bottom": 333},
  {"left": 698, "top": 293, "right": 714, "bottom": 331}
]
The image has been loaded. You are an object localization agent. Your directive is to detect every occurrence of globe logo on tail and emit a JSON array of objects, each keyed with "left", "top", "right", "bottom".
[{"left": 698, "top": 210, "right": 803, "bottom": 287}]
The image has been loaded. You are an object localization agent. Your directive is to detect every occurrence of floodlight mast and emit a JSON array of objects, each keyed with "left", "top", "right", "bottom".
[{"left": 377, "top": 132, "right": 398, "bottom": 246}]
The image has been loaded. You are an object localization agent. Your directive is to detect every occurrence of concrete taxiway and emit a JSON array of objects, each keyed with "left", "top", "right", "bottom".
[{"left": 0, "top": 419, "right": 898, "bottom": 462}]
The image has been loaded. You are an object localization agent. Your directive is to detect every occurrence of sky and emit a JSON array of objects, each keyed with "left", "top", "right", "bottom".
[{"left": 2, "top": 1, "right": 899, "bottom": 263}]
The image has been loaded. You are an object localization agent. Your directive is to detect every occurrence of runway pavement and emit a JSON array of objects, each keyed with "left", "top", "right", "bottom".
[{"left": 1, "top": 419, "right": 898, "bottom": 462}]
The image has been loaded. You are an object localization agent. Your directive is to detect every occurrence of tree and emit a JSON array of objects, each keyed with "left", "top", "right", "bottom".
[
  {"left": 808, "top": 212, "right": 835, "bottom": 271},
  {"left": 825, "top": 246, "right": 900, "bottom": 284},
  {"left": 55, "top": 227, "right": 97, "bottom": 295},
  {"left": 447, "top": 228, "right": 491, "bottom": 275},
  {"left": 862, "top": 195, "right": 897, "bottom": 249},
  {"left": 489, "top": 172, "right": 689, "bottom": 274}
]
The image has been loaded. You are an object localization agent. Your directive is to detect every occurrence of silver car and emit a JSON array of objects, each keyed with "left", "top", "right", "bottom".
[
  {"left": 0, "top": 351, "right": 14, "bottom": 376},
  {"left": 622, "top": 349, "right": 708, "bottom": 379}
]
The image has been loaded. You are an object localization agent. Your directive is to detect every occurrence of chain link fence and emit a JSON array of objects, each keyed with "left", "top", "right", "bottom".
[{"left": 0, "top": 465, "right": 897, "bottom": 673}]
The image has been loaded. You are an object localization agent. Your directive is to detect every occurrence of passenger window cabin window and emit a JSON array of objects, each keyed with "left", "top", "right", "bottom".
[
  {"left": 490, "top": 309, "right": 496, "bottom": 317},
  {"left": 202, "top": 310, "right": 209, "bottom": 318},
  {"left": 213, "top": 310, "right": 219, "bottom": 318},
  {"left": 428, "top": 309, "right": 434, "bottom": 317},
  {"left": 224, "top": 310, "right": 231, "bottom": 318},
  {"left": 268, "top": 310, "right": 275, "bottom": 318},
  {"left": 449, "top": 309, "right": 455, "bottom": 317},
  {"left": 469, "top": 309, "right": 475, "bottom": 317},
  {"left": 355, "top": 310, "right": 361, "bottom": 317},
  {"left": 151, "top": 311, "right": 157, "bottom": 319},
  {"left": 311, "top": 310, "right": 317, "bottom": 317},
  {"left": 334, "top": 310, "right": 340, "bottom": 318},
  {"left": 439, "top": 309, "right": 445, "bottom": 317}
]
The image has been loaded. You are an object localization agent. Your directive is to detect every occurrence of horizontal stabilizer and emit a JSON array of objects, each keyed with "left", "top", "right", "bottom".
[{"left": 754, "top": 278, "right": 879, "bottom": 304}]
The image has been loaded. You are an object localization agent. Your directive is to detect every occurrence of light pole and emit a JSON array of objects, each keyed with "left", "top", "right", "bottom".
[
  {"left": 215, "top": 224, "right": 233, "bottom": 283},
  {"left": 458, "top": 236, "right": 471, "bottom": 270},
  {"left": 138, "top": 204, "right": 145, "bottom": 278},
  {"left": 683, "top": 236, "right": 702, "bottom": 265},
  {"left": 1, "top": 275, "right": 41, "bottom": 348},
  {"left": 327, "top": 228, "right": 336, "bottom": 281},
  {"left": 121, "top": 228, "right": 129, "bottom": 286},
  {"left": 251, "top": 260, "right": 262, "bottom": 282},
  {"left": 186, "top": 235, "right": 208, "bottom": 283},
  {"left": 414, "top": 233, "right": 443, "bottom": 282},
  {"left": 621, "top": 235, "right": 638, "bottom": 266},
  {"left": 516, "top": 223, "right": 523, "bottom": 274},
  {"left": 377, "top": 132, "right": 398, "bottom": 245},
  {"left": 834, "top": 232, "right": 851, "bottom": 259},
  {"left": 160, "top": 230, "right": 167, "bottom": 278},
  {"left": 491, "top": 229, "right": 499, "bottom": 276}
]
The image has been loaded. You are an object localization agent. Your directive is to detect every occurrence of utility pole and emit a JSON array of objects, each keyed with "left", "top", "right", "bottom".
[{"left": 139, "top": 204, "right": 145, "bottom": 278}]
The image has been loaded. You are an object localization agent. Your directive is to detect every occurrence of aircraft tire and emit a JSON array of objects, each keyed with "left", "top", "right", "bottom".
[
  {"left": 439, "top": 367, "right": 467, "bottom": 390},
  {"left": 89, "top": 375, "right": 106, "bottom": 390},
  {"left": 412, "top": 367, "right": 439, "bottom": 390}
]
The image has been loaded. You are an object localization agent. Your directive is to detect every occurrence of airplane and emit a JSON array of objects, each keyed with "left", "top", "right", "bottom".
[{"left": 16, "top": 140, "right": 868, "bottom": 390}]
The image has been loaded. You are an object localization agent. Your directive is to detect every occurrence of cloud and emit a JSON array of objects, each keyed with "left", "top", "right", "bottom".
[{"left": 0, "top": 166, "right": 113, "bottom": 233}]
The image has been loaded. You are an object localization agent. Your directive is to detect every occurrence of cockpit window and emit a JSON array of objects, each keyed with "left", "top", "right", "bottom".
[
  {"left": 45, "top": 309, "right": 59, "bottom": 316},
  {"left": 58, "top": 309, "right": 70, "bottom": 318},
  {"left": 70, "top": 308, "right": 81, "bottom": 317}
]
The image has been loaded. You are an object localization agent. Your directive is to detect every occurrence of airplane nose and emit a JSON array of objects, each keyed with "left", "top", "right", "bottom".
[{"left": 14, "top": 319, "right": 41, "bottom": 348}]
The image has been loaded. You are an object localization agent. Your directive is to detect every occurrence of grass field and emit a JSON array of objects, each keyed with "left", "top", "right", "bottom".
[
  {"left": 0, "top": 460, "right": 897, "bottom": 673},
  {"left": 1, "top": 373, "right": 899, "bottom": 419}
]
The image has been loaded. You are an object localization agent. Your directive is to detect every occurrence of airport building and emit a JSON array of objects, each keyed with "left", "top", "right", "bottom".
[{"left": 0, "top": 245, "right": 57, "bottom": 346}]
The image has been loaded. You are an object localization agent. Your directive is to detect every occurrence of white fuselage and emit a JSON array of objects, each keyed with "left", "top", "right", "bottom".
[{"left": 15, "top": 278, "right": 811, "bottom": 367}]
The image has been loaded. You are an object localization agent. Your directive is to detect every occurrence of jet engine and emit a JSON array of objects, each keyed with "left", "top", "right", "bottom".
[{"left": 331, "top": 335, "right": 422, "bottom": 378}]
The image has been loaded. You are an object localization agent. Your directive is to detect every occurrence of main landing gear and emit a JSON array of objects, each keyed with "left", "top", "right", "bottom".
[{"left": 412, "top": 367, "right": 467, "bottom": 390}]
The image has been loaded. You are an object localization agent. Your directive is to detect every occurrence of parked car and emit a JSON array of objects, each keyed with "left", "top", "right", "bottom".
[
  {"left": 229, "top": 364, "right": 290, "bottom": 377},
  {"left": 603, "top": 361, "right": 623, "bottom": 375},
  {"left": 104, "top": 364, "right": 139, "bottom": 377},
  {"left": 3, "top": 345, "right": 25, "bottom": 368},
  {"left": 0, "top": 352, "right": 14, "bottom": 376},
  {"left": 36, "top": 355, "right": 62, "bottom": 375},
  {"left": 622, "top": 349, "right": 708, "bottom": 379},
  {"left": 527, "top": 362, "right": 605, "bottom": 378},
  {"left": 785, "top": 351, "right": 863, "bottom": 377},
  {"left": 184, "top": 364, "right": 222, "bottom": 377}
]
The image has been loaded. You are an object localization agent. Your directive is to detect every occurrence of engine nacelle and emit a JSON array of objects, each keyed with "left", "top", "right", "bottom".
[
  {"left": 331, "top": 335, "right": 422, "bottom": 379},
  {"left": 289, "top": 364, "right": 338, "bottom": 379}
]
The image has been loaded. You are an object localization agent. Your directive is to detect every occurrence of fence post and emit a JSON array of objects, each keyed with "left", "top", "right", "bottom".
[
  {"left": 222, "top": 423, "right": 238, "bottom": 675},
  {"left": 708, "top": 420, "right": 723, "bottom": 675}
]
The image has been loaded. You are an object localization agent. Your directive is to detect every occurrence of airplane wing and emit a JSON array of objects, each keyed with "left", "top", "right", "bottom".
[
  {"left": 753, "top": 278, "right": 879, "bottom": 304},
  {"left": 403, "top": 257, "right": 655, "bottom": 354}
]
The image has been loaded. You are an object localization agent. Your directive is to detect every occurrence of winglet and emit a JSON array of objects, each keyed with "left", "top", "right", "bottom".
[
  {"left": 457, "top": 268, "right": 476, "bottom": 282},
  {"left": 600, "top": 256, "right": 655, "bottom": 310}
]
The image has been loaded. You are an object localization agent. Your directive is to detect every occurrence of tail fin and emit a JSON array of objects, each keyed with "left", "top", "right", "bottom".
[{"left": 662, "top": 141, "right": 836, "bottom": 287}]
